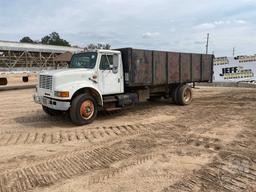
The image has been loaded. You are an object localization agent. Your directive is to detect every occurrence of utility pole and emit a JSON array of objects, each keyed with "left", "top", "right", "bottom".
[
  {"left": 233, "top": 47, "right": 235, "bottom": 57},
  {"left": 206, "top": 33, "right": 209, "bottom": 54}
]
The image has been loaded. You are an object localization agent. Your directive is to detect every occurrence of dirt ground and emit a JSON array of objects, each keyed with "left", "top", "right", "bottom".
[{"left": 0, "top": 86, "right": 255, "bottom": 192}]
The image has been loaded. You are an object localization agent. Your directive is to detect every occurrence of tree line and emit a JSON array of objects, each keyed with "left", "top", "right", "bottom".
[{"left": 20, "top": 32, "right": 111, "bottom": 49}]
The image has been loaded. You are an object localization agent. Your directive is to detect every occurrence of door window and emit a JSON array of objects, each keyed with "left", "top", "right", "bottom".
[{"left": 100, "top": 55, "right": 113, "bottom": 70}]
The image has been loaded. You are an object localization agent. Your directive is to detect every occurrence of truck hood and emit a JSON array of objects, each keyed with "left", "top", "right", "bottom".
[
  {"left": 40, "top": 69, "right": 95, "bottom": 90},
  {"left": 40, "top": 68, "right": 94, "bottom": 77}
]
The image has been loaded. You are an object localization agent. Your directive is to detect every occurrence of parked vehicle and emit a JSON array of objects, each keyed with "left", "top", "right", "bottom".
[{"left": 34, "top": 48, "right": 214, "bottom": 125}]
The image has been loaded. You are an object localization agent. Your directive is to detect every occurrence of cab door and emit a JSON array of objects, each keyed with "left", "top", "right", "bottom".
[{"left": 98, "top": 53, "right": 123, "bottom": 95}]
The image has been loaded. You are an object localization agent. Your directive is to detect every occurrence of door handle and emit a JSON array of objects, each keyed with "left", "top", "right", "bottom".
[
  {"left": 89, "top": 77, "right": 97, "bottom": 84},
  {"left": 118, "top": 78, "right": 120, "bottom": 83}
]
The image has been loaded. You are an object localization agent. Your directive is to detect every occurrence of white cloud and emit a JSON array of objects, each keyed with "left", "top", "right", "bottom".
[
  {"left": 195, "top": 19, "right": 247, "bottom": 30},
  {"left": 194, "top": 23, "right": 217, "bottom": 30},
  {"left": 213, "top": 19, "right": 247, "bottom": 25},
  {"left": 234, "top": 19, "right": 247, "bottom": 24}
]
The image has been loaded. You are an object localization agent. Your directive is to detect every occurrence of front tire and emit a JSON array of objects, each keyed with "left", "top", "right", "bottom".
[
  {"left": 69, "top": 94, "right": 98, "bottom": 126},
  {"left": 42, "top": 106, "right": 62, "bottom": 116}
]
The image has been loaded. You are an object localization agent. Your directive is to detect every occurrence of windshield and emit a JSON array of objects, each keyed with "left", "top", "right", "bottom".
[{"left": 70, "top": 52, "right": 98, "bottom": 69}]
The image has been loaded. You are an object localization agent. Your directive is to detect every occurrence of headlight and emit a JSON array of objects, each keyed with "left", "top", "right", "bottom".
[{"left": 54, "top": 91, "right": 69, "bottom": 98}]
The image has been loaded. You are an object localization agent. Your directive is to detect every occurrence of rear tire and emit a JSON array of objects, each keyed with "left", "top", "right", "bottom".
[
  {"left": 176, "top": 85, "right": 193, "bottom": 105},
  {"left": 42, "top": 106, "right": 62, "bottom": 116},
  {"left": 70, "top": 94, "right": 98, "bottom": 126},
  {"left": 172, "top": 85, "right": 181, "bottom": 104}
]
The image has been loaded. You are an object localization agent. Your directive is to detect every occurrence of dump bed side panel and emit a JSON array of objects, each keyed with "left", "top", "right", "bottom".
[
  {"left": 118, "top": 48, "right": 213, "bottom": 87},
  {"left": 192, "top": 54, "right": 202, "bottom": 82},
  {"left": 153, "top": 51, "right": 167, "bottom": 85},
  {"left": 131, "top": 49, "right": 152, "bottom": 86},
  {"left": 180, "top": 53, "right": 191, "bottom": 82},
  {"left": 167, "top": 52, "right": 180, "bottom": 83}
]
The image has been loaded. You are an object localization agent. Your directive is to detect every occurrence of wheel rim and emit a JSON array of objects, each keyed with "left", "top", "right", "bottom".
[
  {"left": 80, "top": 100, "right": 94, "bottom": 120},
  {"left": 183, "top": 89, "right": 192, "bottom": 102}
]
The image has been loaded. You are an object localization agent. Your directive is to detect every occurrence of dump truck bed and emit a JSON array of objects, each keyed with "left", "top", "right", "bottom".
[{"left": 118, "top": 48, "right": 214, "bottom": 87}]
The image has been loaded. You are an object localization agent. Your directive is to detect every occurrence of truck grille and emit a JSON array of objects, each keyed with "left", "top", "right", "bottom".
[{"left": 39, "top": 75, "right": 53, "bottom": 90}]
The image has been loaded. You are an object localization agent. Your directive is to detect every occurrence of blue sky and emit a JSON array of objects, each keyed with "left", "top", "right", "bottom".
[{"left": 0, "top": 0, "right": 256, "bottom": 56}]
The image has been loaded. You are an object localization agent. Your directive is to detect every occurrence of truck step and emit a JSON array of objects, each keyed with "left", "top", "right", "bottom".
[
  {"left": 104, "top": 99, "right": 118, "bottom": 103},
  {"left": 103, "top": 97, "right": 118, "bottom": 103},
  {"left": 104, "top": 107, "right": 122, "bottom": 112}
]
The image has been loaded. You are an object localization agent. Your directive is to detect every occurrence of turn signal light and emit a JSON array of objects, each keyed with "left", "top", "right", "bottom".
[{"left": 55, "top": 91, "right": 69, "bottom": 97}]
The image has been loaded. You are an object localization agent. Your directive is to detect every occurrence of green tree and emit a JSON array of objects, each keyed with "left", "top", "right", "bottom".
[
  {"left": 41, "top": 32, "right": 71, "bottom": 47},
  {"left": 20, "top": 36, "right": 34, "bottom": 43}
]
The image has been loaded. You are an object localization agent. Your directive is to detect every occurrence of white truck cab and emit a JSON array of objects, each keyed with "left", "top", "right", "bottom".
[{"left": 34, "top": 49, "right": 124, "bottom": 125}]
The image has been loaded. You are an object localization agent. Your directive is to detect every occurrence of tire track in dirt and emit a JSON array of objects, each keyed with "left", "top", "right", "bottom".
[
  {"left": 0, "top": 121, "right": 189, "bottom": 192},
  {"left": 0, "top": 131, "right": 169, "bottom": 192},
  {"left": 161, "top": 127, "right": 256, "bottom": 192},
  {"left": 0, "top": 146, "right": 135, "bottom": 192},
  {"left": 163, "top": 154, "right": 256, "bottom": 192},
  {"left": 186, "top": 135, "right": 223, "bottom": 152},
  {"left": 0, "top": 115, "right": 66, "bottom": 125},
  {"left": 0, "top": 124, "right": 149, "bottom": 146},
  {"left": 87, "top": 154, "right": 154, "bottom": 186}
]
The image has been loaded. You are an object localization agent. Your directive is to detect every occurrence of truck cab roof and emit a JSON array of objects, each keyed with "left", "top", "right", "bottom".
[{"left": 77, "top": 49, "right": 121, "bottom": 54}]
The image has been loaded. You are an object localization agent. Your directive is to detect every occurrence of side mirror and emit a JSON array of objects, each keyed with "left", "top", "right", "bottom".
[
  {"left": 112, "top": 65, "right": 118, "bottom": 74},
  {"left": 109, "top": 64, "right": 114, "bottom": 70}
]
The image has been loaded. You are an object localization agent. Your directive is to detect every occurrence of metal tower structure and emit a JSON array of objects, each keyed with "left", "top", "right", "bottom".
[{"left": 0, "top": 40, "right": 83, "bottom": 71}]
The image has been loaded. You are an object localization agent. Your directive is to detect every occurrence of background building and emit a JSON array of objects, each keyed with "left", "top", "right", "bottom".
[{"left": 0, "top": 40, "right": 83, "bottom": 72}]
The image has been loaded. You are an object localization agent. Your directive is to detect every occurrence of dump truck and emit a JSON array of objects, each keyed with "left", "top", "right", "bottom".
[{"left": 34, "top": 48, "right": 214, "bottom": 125}]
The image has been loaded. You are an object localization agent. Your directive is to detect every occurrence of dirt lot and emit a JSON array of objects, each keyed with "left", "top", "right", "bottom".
[{"left": 0, "top": 87, "right": 255, "bottom": 192}]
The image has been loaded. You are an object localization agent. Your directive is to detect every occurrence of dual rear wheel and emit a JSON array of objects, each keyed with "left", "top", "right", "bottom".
[{"left": 172, "top": 84, "right": 193, "bottom": 105}]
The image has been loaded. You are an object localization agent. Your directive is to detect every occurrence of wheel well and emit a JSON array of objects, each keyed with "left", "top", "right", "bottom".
[
  {"left": 169, "top": 83, "right": 185, "bottom": 94},
  {"left": 71, "top": 88, "right": 103, "bottom": 106}
]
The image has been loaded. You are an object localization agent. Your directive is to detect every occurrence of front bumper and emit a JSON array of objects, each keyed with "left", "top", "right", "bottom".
[{"left": 33, "top": 94, "right": 70, "bottom": 111}]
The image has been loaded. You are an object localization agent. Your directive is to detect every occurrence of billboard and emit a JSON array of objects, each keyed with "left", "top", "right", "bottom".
[{"left": 213, "top": 56, "right": 256, "bottom": 82}]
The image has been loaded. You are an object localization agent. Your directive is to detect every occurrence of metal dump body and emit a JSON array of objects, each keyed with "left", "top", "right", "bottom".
[{"left": 118, "top": 48, "right": 214, "bottom": 87}]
